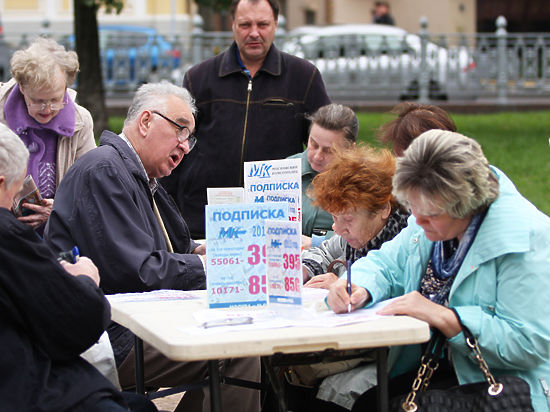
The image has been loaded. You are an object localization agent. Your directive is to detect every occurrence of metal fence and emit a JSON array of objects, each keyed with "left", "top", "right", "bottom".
[{"left": 1, "top": 16, "right": 549, "bottom": 104}]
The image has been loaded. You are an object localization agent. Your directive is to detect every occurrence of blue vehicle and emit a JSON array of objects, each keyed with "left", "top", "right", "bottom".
[{"left": 64, "top": 25, "right": 180, "bottom": 88}]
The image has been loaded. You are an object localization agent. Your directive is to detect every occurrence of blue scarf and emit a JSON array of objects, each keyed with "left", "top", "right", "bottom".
[{"left": 431, "top": 211, "right": 486, "bottom": 279}]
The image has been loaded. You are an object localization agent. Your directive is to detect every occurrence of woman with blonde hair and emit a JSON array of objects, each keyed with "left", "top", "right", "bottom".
[{"left": 0, "top": 37, "right": 95, "bottom": 231}]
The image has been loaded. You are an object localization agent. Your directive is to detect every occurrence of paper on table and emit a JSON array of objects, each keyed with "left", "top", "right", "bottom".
[
  {"left": 296, "top": 297, "right": 399, "bottom": 328},
  {"left": 301, "top": 287, "right": 329, "bottom": 305},
  {"left": 107, "top": 290, "right": 201, "bottom": 303},
  {"left": 180, "top": 295, "right": 399, "bottom": 334},
  {"left": 186, "top": 307, "right": 294, "bottom": 334}
]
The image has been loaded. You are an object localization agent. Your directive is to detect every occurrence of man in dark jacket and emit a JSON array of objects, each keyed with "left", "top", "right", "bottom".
[
  {"left": 161, "top": 0, "right": 331, "bottom": 238},
  {"left": 45, "top": 83, "right": 260, "bottom": 411},
  {"left": 0, "top": 124, "right": 154, "bottom": 411}
]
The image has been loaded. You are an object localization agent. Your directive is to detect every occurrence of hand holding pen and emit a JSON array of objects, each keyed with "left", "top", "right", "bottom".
[
  {"left": 326, "top": 277, "right": 371, "bottom": 314},
  {"left": 58, "top": 246, "right": 80, "bottom": 264},
  {"left": 58, "top": 247, "right": 100, "bottom": 286}
]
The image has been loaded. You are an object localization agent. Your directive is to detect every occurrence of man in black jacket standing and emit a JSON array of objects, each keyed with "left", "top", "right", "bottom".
[
  {"left": 45, "top": 83, "right": 260, "bottom": 412},
  {"left": 162, "top": 0, "right": 331, "bottom": 238}
]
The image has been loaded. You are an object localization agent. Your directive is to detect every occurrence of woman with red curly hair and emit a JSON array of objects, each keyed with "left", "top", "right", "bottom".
[{"left": 302, "top": 145, "right": 409, "bottom": 288}]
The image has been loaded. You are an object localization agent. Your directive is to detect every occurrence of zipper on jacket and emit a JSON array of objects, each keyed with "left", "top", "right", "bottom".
[
  {"left": 540, "top": 378, "right": 550, "bottom": 409},
  {"left": 239, "top": 78, "right": 253, "bottom": 186}
]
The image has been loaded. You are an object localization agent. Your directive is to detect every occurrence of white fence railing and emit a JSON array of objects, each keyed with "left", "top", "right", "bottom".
[{"left": 1, "top": 16, "right": 549, "bottom": 104}]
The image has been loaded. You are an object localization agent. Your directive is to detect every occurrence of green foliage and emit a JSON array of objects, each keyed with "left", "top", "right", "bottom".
[
  {"left": 107, "top": 116, "right": 125, "bottom": 137},
  {"left": 107, "top": 110, "right": 550, "bottom": 215},
  {"left": 356, "top": 110, "right": 550, "bottom": 216}
]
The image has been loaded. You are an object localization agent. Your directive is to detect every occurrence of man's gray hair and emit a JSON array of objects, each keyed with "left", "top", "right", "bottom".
[
  {"left": 393, "top": 129, "right": 499, "bottom": 219},
  {"left": 11, "top": 37, "right": 79, "bottom": 89},
  {"left": 0, "top": 124, "right": 29, "bottom": 189},
  {"left": 124, "top": 82, "right": 197, "bottom": 126}
]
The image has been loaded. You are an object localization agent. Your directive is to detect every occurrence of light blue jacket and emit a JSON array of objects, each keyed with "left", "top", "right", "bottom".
[{"left": 352, "top": 168, "right": 550, "bottom": 411}]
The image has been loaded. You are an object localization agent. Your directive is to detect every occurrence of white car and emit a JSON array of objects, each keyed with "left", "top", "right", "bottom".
[{"left": 282, "top": 24, "right": 477, "bottom": 100}]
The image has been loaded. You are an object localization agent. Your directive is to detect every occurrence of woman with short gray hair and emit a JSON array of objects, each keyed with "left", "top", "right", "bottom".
[
  {"left": 288, "top": 103, "right": 358, "bottom": 249},
  {"left": 393, "top": 129, "right": 499, "bottom": 219},
  {"left": 0, "top": 37, "right": 95, "bottom": 231},
  {"left": 327, "top": 129, "right": 550, "bottom": 412}
]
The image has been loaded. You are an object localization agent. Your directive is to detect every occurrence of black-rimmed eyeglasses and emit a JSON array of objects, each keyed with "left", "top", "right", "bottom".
[{"left": 152, "top": 111, "right": 197, "bottom": 151}]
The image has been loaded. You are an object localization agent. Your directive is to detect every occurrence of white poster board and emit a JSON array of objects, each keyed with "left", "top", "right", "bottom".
[
  {"left": 265, "top": 220, "right": 302, "bottom": 307},
  {"left": 244, "top": 158, "right": 302, "bottom": 224},
  {"left": 205, "top": 202, "right": 288, "bottom": 308}
]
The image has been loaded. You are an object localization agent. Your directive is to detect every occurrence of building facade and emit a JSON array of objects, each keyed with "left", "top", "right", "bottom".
[{"left": 1, "top": 0, "right": 195, "bottom": 40}]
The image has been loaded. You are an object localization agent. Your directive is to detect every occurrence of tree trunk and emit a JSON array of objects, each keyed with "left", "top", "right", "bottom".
[{"left": 73, "top": 0, "right": 107, "bottom": 138}]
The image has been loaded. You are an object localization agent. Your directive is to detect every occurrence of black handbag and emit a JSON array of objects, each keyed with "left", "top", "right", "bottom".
[{"left": 391, "top": 314, "right": 534, "bottom": 412}]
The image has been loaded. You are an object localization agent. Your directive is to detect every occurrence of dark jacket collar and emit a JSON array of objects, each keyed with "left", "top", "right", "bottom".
[
  {"left": 219, "top": 41, "right": 282, "bottom": 78},
  {"left": 99, "top": 130, "right": 149, "bottom": 186}
]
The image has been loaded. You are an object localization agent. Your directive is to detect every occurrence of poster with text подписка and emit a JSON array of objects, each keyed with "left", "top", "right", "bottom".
[
  {"left": 205, "top": 202, "right": 289, "bottom": 308},
  {"left": 244, "top": 158, "right": 301, "bottom": 223},
  {"left": 265, "top": 220, "right": 302, "bottom": 306}
]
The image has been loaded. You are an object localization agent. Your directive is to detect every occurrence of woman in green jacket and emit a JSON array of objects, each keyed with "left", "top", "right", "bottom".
[{"left": 288, "top": 104, "right": 358, "bottom": 249}]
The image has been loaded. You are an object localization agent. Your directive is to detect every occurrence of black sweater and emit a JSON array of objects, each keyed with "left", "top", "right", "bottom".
[{"left": 0, "top": 208, "right": 121, "bottom": 411}]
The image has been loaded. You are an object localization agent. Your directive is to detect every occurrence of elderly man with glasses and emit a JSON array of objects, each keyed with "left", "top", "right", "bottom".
[{"left": 45, "top": 82, "right": 260, "bottom": 412}]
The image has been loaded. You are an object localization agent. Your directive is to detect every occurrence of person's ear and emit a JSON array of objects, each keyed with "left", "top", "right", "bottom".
[
  {"left": 381, "top": 202, "right": 391, "bottom": 219},
  {"left": 137, "top": 110, "right": 152, "bottom": 136}
]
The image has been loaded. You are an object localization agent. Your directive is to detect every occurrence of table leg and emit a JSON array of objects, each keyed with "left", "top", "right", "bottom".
[
  {"left": 208, "top": 360, "right": 223, "bottom": 412},
  {"left": 261, "top": 356, "right": 287, "bottom": 412},
  {"left": 376, "top": 347, "right": 389, "bottom": 412},
  {"left": 135, "top": 336, "right": 145, "bottom": 395}
]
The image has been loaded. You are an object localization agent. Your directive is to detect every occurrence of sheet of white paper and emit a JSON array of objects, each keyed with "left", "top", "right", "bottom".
[
  {"left": 179, "top": 296, "right": 399, "bottom": 334},
  {"left": 185, "top": 307, "right": 294, "bottom": 334},
  {"left": 296, "top": 297, "right": 399, "bottom": 327},
  {"left": 107, "top": 290, "right": 201, "bottom": 303}
]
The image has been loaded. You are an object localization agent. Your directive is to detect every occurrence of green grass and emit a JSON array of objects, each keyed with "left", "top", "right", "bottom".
[
  {"left": 108, "top": 110, "right": 550, "bottom": 215},
  {"left": 357, "top": 110, "right": 550, "bottom": 216},
  {"left": 108, "top": 117, "right": 125, "bottom": 135}
]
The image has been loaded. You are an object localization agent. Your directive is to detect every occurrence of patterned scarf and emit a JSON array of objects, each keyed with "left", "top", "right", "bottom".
[
  {"left": 4, "top": 84, "right": 76, "bottom": 198},
  {"left": 345, "top": 207, "right": 410, "bottom": 262},
  {"left": 431, "top": 211, "right": 486, "bottom": 279},
  {"left": 422, "top": 211, "right": 487, "bottom": 305}
]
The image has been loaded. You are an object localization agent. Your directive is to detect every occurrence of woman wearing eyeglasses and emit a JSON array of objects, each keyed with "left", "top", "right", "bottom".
[{"left": 0, "top": 37, "right": 95, "bottom": 232}]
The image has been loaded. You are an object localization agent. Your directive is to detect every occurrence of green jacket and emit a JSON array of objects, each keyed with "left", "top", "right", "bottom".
[{"left": 288, "top": 150, "right": 334, "bottom": 237}]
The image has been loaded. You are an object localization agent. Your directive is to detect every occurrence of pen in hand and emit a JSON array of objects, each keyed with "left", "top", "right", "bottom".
[
  {"left": 346, "top": 260, "right": 352, "bottom": 313},
  {"left": 58, "top": 246, "right": 80, "bottom": 264}
]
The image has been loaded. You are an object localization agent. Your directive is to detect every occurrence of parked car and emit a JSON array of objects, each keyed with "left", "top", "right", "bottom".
[
  {"left": 282, "top": 24, "right": 477, "bottom": 100},
  {"left": 63, "top": 25, "right": 180, "bottom": 89}
]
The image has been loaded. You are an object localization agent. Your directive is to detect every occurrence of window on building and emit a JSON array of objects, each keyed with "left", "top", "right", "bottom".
[{"left": 305, "top": 9, "right": 316, "bottom": 25}]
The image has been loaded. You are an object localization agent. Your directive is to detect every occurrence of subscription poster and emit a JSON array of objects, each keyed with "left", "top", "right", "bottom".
[
  {"left": 205, "top": 202, "right": 288, "bottom": 308},
  {"left": 244, "top": 158, "right": 301, "bottom": 223}
]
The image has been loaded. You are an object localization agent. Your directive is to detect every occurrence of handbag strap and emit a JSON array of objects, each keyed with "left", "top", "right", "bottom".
[
  {"left": 453, "top": 309, "right": 503, "bottom": 396},
  {"left": 399, "top": 308, "right": 503, "bottom": 412}
]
